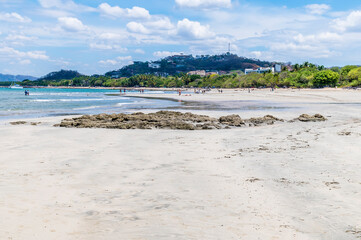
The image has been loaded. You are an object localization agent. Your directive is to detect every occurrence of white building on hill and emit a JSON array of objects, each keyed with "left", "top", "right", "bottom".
[
  {"left": 245, "top": 67, "right": 274, "bottom": 75},
  {"left": 187, "top": 70, "right": 206, "bottom": 77},
  {"left": 148, "top": 62, "right": 161, "bottom": 69}
]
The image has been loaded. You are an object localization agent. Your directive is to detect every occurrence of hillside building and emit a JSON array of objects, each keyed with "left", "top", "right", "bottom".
[
  {"left": 245, "top": 67, "right": 274, "bottom": 75},
  {"left": 148, "top": 62, "right": 161, "bottom": 69},
  {"left": 274, "top": 64, "right": 282, "bottom": 73},
  {"left": 187, "top": 70, "right": 206, "bottom": 77}
]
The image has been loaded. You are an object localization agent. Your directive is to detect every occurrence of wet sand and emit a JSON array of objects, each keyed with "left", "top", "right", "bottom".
[{"left": 1, "top": 88, "right": 361, "bottom": 239}]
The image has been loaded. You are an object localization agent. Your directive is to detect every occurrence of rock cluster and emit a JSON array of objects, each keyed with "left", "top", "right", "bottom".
[
  {"left": 55, "top": 111, "right": 327, "bottom": 130},
  {"left": 10, "top": 121, "right": 27, "bottom": 125},
  {"left": 57, "top": 111, "right": 219, "bottom": 130},
  {"left": 246, "top": 115, "right": 284, "bottom": 126},
  {"left": 9, "top": 121, "right": 41, "bottom": 126},
  {"left": 294, "top": 114, "right": 327, "bottom": 122},
  {"left": 219, "top": 114, "right": 245, "bottom": 127}
]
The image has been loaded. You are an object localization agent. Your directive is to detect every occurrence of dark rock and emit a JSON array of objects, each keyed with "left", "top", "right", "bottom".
[
  {"left": 10, "top": 121, "right": 27, "bottom": 125},
  {"left": 219, "top": 115, "right": 245, "bottom": 127},
  {"left": 245, "top": 115, "right": 283, "bottom": 126},
  {"left": 296, "top": 114, "right": 327, "bottom": 122},
  {"left": 56, "top": 111, "right": 220, "bottom": 130},
  {"left": 55, "top": 111, "right": 324, "bottom": 130}
]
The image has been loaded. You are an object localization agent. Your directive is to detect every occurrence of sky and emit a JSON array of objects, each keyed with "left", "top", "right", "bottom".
[{"left": 0, "top": 0, "right": 361, "bottom": 77}]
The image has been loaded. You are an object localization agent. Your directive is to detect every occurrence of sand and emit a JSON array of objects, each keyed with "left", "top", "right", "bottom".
[{"left": 1, "top": 88, "right": 361, "bottom": 239}]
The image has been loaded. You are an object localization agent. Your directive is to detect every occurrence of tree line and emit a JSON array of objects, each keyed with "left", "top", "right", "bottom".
[{"left": 18, "top": 64, "right": 361, "bottom": 89}]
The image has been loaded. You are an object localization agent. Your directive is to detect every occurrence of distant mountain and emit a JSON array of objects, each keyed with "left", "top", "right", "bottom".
[
  {"left": 0, "top": 73, "right": 37, "bottom": 82},
  {"left": 105, "top": 53, "right": 278, "bottom": 77},
  {"left": 37, "top": 69, "right": 83, "bottom": 81}
]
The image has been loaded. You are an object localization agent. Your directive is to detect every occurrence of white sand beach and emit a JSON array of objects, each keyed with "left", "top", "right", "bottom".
[{"left": 1, "top": 89, "right": 361, "bottom": 239}]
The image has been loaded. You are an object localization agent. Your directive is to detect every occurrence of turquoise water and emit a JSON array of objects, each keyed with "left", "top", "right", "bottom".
[{"left": 0, "top": 88, "right": 181, "bottom": 120}]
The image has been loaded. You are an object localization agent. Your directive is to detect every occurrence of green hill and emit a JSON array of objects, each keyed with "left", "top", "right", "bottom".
[
  {"left": 105, "top": 53, "right": 277, "bottom": 78},
  {"left": 37, "top": 70, "right": 83, "bottom": 81}
]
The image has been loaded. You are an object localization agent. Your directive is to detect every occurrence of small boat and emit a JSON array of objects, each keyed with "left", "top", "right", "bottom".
[{"left": 9, "top": 83, "right": 23, "bottom": 89}]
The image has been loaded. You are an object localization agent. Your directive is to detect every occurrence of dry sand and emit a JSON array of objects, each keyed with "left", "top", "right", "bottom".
[{"left": 1, "top": 89, "right": 361, "bottom": 239}]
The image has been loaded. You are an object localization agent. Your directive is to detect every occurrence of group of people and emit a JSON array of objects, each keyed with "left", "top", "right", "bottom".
[{"left": 24, "top": 90, "right": 30, "bottom": 96}]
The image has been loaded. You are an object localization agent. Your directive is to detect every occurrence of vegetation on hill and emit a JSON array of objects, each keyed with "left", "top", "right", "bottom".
[
  {"left": 37, "top": 70, "right": 83, "bottom": 81},
  {"left": 20, "top": 70, "right": 84, "bottom": 86},
  {"left": 19, "top": 64, "right": 361, "bottom": 89},
  {"left": 105, "top": 53, "right": 274, "bottom": 77}
]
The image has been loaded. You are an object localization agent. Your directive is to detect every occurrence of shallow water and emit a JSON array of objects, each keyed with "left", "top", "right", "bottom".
[
  {"left": 0, "top": 88, "right": 302, "bottom": 120},
  {"left": 0, "top": 88, "right": 181, "bottom": 120}
]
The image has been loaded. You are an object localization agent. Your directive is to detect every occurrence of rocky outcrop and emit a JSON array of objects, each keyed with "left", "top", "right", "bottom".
[
  {"left": 245, "top": 115, "right": 283, "bottom": 126},
  {"left": 295, "top": 114, "right": 327, "bottom": 122},
  {"left": 55, "top": 111, "right": 327, "bottom": 130},
  {"left": 219, "top": 115, "right": 245, "bottom": 127},
  {"left": 10, "top": 121, "right": 27, "bottom": 125},
  {"left": 56, "top": 111, "right": 220, "bottom": 130}
]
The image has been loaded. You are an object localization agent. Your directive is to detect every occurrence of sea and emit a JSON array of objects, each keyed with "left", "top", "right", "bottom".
[{"left": 0, "top": 88, "right": 181, "bottom": 120}]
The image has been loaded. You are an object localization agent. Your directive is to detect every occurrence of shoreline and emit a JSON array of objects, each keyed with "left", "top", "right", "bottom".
[
  {"left": 2, "top": 85, "right": 361, "bottom": 91},
  {"left": 2, "top": 87, "right": 361, "bottom": 123}
]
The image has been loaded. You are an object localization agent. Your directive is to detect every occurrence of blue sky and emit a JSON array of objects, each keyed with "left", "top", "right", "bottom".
[{"left": 0, "top": 0, "right": 361, "bottom": 76}]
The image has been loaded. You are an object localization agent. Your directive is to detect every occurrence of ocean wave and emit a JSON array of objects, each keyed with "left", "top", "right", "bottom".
[
  {"left": 73, "top": 106, "right": 101, "bottom": 110},
  {"left": 32, "top": 98, "right": 121, "bottom": 102},
  {"left": 116, "top": 102, "right": 133, "bottom": 106},
  {"left": 116, "top": 100, "right": 151, "bottom": 106},
  {"left": 146, "top": 91, "right": 165, "bottom": 94},
  {"left": 32, "top": 99, "right": 55, "bottom": 102}
]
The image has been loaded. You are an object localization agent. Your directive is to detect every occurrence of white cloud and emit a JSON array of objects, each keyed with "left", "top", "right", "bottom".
[
  {"left": 98, "top": 3, "right": 150, "bottom": 19},
  {"left": 99, "top": 56, "right": 132, "bottom": 65},
  {"left": 99, "top": 59, "right": 118, "bottom": 65},
  {"left": 124, "top": 16, "right": 174, "bottom": 38},
  {"left": 0, "top": 12, "right": 31, "bottom": 23},
  {"left": 39, "top": 0, "right": 69, "bottom": 8},
  {"left": 175, "top": 0, "right": 231, "bottom": 9},
  {"left": 117, "top": 56, "right": 132, "bottom": 61},
  {"left": 58, "top": 17, "right": 86, "bottom": 32},
  {"left": 126, "top": 22, "right": 150, "bottom": 34},
  {"left": 19, "top": 59, "right": 31, "bottom": 65},
  {"left": 144, "top": 17, "right": 174, "bottom": 30},
  {"left": 305, "top": 4, "right": 331, "bottom": 15},
  {"left": 38, "top": 0, "right": 95, "bottom": 12},
  {"left": 90, "top": 43, "right": 127, "bottom": 52},
  {"left": 135, "top": 49, "right": 145, "bottom": 54},
  {"left": 250, "top": 51, "right": 262, "bottom": 59},
  {"left": 271, "top": 43, "right": 334, "bottom": 59},
  {"left": 98, "top": 32, "right": 125, "bottom": 41},
  {"left": 333, "top": 11, "right": 361, "bottom": 32},
  {"left": 0, "top": 47, "right": 49, "bottom": 60},
  {"left": 176, "top": 18, "right": 215, "bottom": 39},
  {"left": 153, "top": 51, "right": 181, "bottom": 58},
  {"left": 6, "top": 34, "right": 36, "bottom": 41},
  {"left": 294, "top": 32, "right": 342, "bottom": 43}
]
